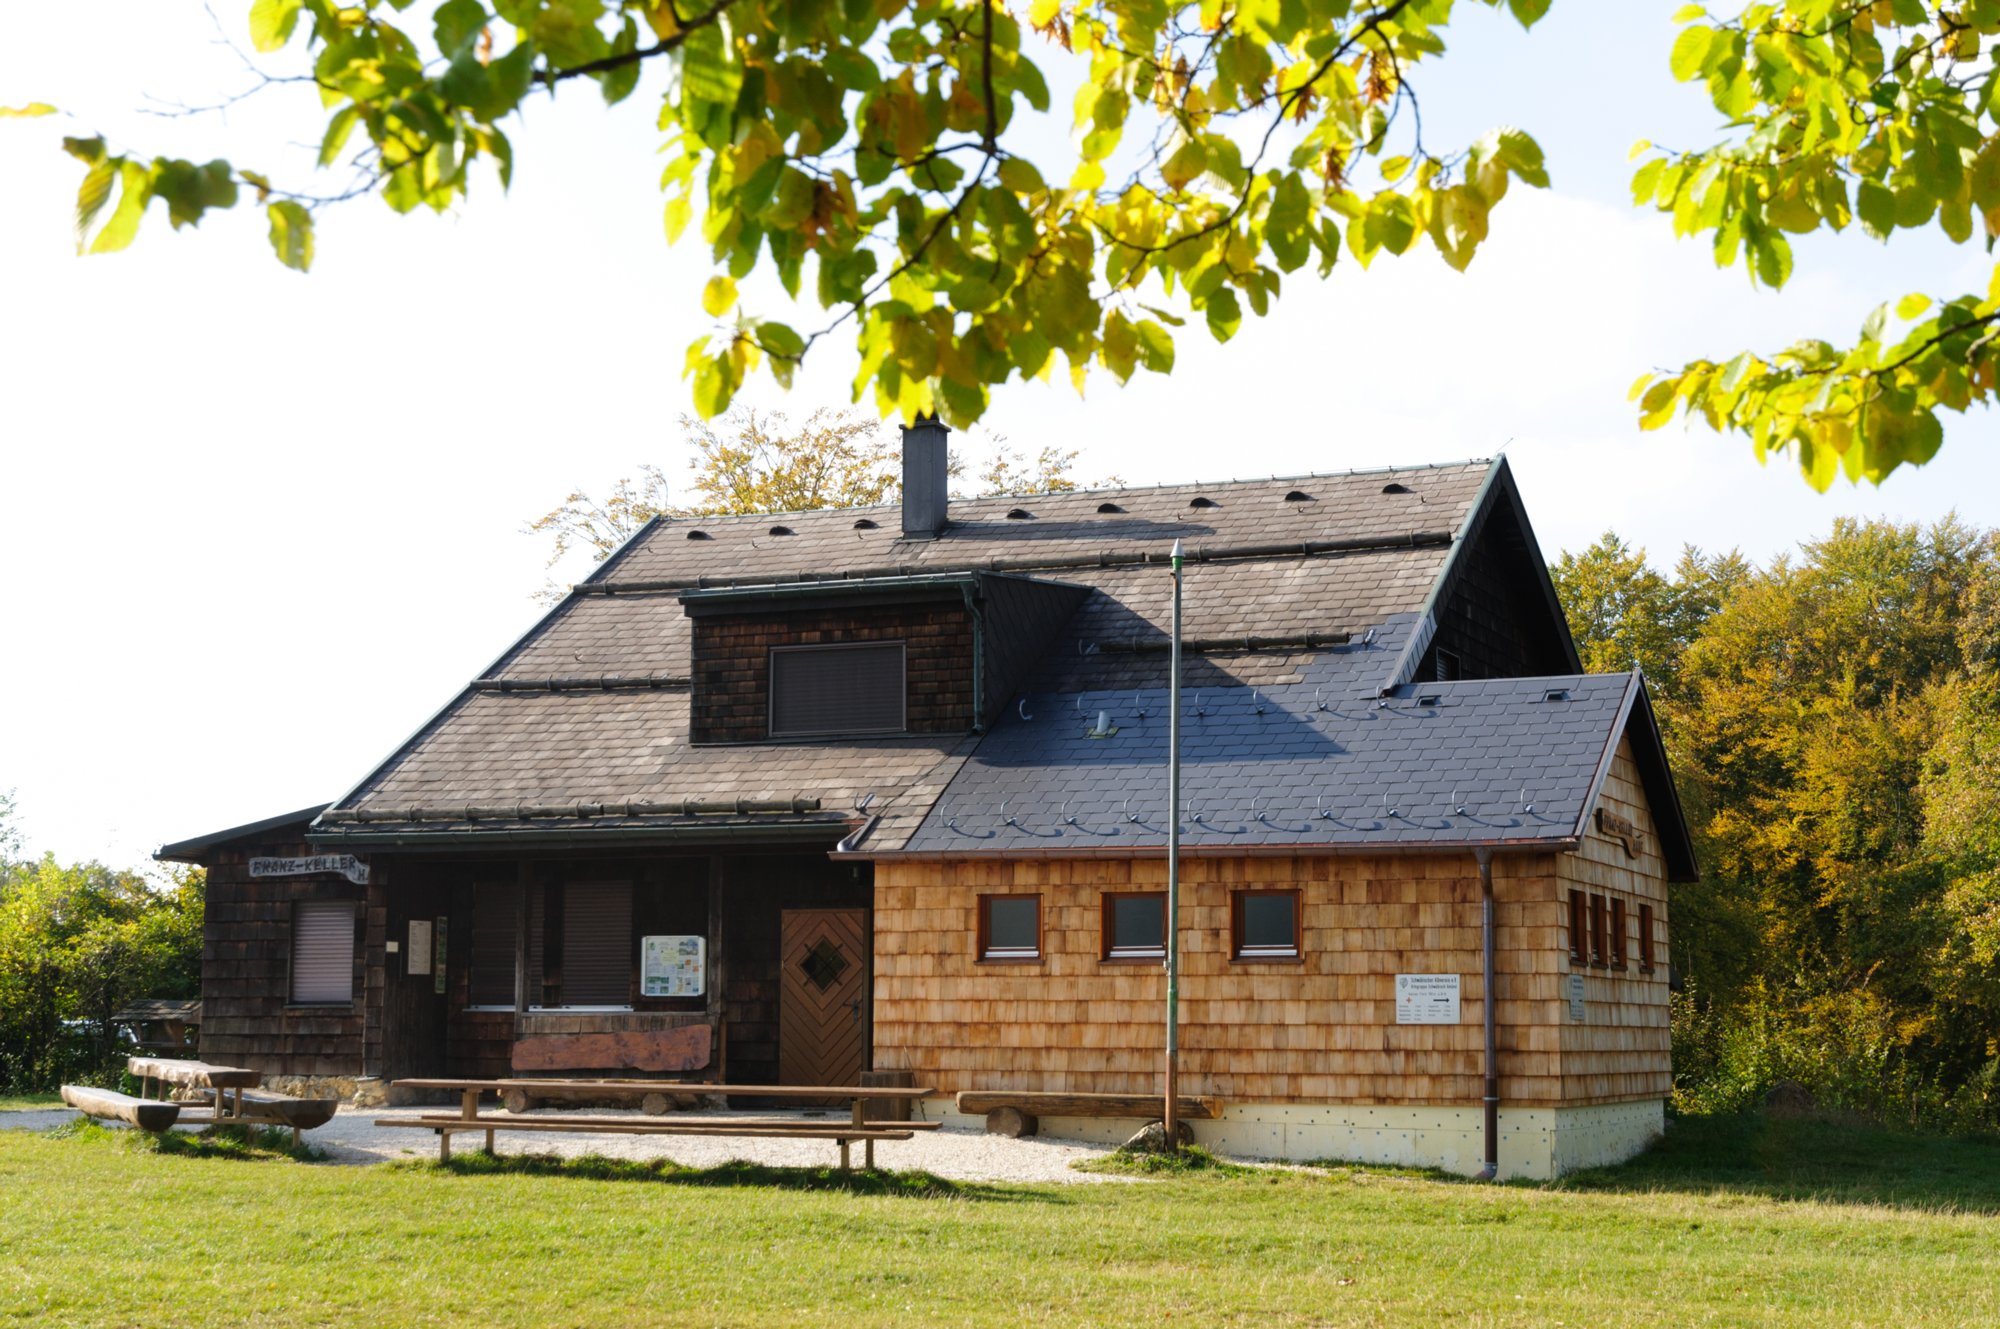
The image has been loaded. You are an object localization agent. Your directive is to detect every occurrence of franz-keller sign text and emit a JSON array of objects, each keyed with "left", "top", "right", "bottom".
[{"left": 248, "top": 854, "right": 370, "bottom": 886}]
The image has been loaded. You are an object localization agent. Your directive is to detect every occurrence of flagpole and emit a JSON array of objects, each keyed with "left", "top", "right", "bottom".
[{"left": 1164, "top": 537, "right": 1184, "bottom": 1150}]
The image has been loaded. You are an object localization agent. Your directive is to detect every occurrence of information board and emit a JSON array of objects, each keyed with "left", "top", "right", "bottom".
[
  {"left": 407, "top": 919, "right": 432, "bottom": 976},
  {"left": 1394, "top": 973, "right": 1461, "bottom": 1024},
  {"left": 641, "top": 935, "right": 706, "bottom": 998},
  {"left": 1567, "top": 973, "right": 1587, "bottom": 1023}
]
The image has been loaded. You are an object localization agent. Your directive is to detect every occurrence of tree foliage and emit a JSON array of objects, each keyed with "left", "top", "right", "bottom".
[
  {"left": 1556, "top": 517, "right": 2000, "bottom": 1129},
  {"left": 529, "top": 406, "right": 1104, "bottom": 573},
  {"left": 22, "top": 1, "right": 1553, "bottom": 430},
  {"left": 1632, "top": 1, "right": 2000, "bottom": 489},
  {"left": 0, "top": 855, "right": 205, "bottom": 1092}
]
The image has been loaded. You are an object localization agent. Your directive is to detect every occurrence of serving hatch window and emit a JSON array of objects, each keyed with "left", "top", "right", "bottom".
[{"left": 768, "top": 642, "right": 906, "bottom": 737}]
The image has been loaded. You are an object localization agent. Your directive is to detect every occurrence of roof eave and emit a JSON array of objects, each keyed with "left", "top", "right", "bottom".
[{"left": 156, "top": 803, "right": 332, "bottom": 863}]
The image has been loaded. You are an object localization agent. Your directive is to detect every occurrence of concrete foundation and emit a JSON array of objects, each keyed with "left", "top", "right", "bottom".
[{"left": 922, "top": 1098, "right": 1665, "bottom": 1180}]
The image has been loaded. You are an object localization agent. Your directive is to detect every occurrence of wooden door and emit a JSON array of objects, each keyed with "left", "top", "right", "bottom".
[{"left": 778, "top": 908, "right": 868, "bottom": 1088}]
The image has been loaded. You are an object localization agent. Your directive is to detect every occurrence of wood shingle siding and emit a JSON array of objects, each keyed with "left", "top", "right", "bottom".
[
  {"left": 1555, "top": 736, "right": 1673, "bottom": 1104},
  {"left": 873, "top": 852, "right": 1583, "bottom": 1107},
  {"left": 199, "top": 837, "right": 369, "bottom": 1077}
]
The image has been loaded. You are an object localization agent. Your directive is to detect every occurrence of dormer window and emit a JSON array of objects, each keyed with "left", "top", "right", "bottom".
[{"left": 769, "top": 643, "right": 906, "bottom": 738}]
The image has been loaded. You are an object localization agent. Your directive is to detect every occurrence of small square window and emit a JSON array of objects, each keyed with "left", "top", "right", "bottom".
[
  {"left": 1232, "top": 890, "right": 1300, "bottom": 960},
  {"left": 1102, "top": 892, "right": 1166, "bottom": 960},
  {"left": 978, "top": 895, "right": 1040, "bottom": 961}
]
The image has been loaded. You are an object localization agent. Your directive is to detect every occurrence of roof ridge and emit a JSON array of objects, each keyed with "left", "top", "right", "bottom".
[{"left": 641, "top": 457, "right": 1499, "bottom": 526}]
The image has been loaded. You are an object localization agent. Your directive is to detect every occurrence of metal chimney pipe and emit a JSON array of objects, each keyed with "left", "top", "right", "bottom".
[{"left": 900, "top": 412, "right": 950, "bottom": 538}]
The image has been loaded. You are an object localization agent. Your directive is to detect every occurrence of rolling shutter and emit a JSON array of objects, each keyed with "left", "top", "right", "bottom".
[
  {"left": 291, "top": 901, "right": 355, "bottom": 1004},
  {"left": 561, "top": 881, "right": 632, "bottom": 1006},
  {"left": 469, "top": 882, "right": 522, "bottom": 1008},
  {"left": 769, "top": 643, "right": 905, "bottom": 737}
]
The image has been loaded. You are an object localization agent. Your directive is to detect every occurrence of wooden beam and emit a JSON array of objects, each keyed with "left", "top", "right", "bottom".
[
  {"left": 62, "top": 1085, "right": 181, "bottom": 1131},
  {"left": 955, "top": 1091, "right": 1223, "bottom": 1120},
  {"left": 126, "top": 1057, "right": 260, "bottom": 1089},
  {"left": 513, "top": 860, "right": 531, "bottom": 1044}
]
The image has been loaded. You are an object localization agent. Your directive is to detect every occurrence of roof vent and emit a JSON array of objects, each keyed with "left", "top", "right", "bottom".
[
  {"left": 1005, "top": 508, "right": 1033, "bottom": 520},
  {"left": 1189, "top": 495, "right": 1218, "bottom": 509},
  {"left": 1097, "top": 501, "right": 1125, "bottom": 514},
  {"left": 853, "top": 518, "right": 879, "bottom": 530},
  {"left": 1382, "top": 482, "right": 1412, "bottom": 494},
  {"left": 1543, "top": 688, "right": 1570, "bottom": 702},
  {"left": 685, "top": 529, "right": 711, "bottom": 540},
  {"left": 1417, "top": 693, "right": 1442, "bottom": 707},
  {"left": 1283, "top": 489, "right": 1313, "bottom": 502},
  {"left": 769, "top": 524, "right": 794, "bottom": 536}
]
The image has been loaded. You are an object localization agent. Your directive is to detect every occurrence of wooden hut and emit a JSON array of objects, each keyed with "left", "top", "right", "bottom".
[{"left": 159, "top": 425, "right": 1694, "bottom": 1177}]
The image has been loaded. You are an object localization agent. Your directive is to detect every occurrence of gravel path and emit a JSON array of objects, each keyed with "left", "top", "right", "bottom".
[{"left": 0, "top": 1105, "right": 1123, "bottom": 1184}]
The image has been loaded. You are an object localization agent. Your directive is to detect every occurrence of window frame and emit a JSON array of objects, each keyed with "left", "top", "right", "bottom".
[
  {"left": 767, "top": 640, "right": 908, "bottom": 739},
  {"left": 1638, "top": 902, "right": 1657, "bottom": 974},
  {"left": 1568, "top": 889, "right": 1588, "bottom": 965},
  {"left": 1230, "top": 889, "right": 1302, "bottom": 962},
  {"left": 1101, "top": 891, "right": 1168, "bottom": 962},
  {"left": 976, "top": 894, "right": 1042, "bottom": 963},
  {"left": 1589, "top": 893, "right": 1609, "bottom": 968},
  {"left": 288, "top": 899, "right": 357, "bottom": 1007},
  {"left": 1610, "top": 896, "right": 1629, "bottom": 970}
]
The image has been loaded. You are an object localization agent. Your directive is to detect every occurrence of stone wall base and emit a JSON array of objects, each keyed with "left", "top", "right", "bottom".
[{"left": 921, "top": 1098, "right": 1665, "bottom": 1181}]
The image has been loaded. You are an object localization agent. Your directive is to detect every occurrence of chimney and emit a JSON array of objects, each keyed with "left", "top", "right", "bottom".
[{"left": 900, "top": 412, "right": 950, "bottom": 538}]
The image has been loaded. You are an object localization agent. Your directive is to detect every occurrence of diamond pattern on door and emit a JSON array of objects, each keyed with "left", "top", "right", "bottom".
[{"left": 779, "top": 909, "right": 867, "bottom": 1091}]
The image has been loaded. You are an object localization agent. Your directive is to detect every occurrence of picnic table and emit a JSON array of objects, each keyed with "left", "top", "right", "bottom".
[
  {"left": 384, "top": 1078, "right": 938, "bottom": 1170},
  {"left": 125, "top": 1057, "right": 337, "bottom": 1146}
]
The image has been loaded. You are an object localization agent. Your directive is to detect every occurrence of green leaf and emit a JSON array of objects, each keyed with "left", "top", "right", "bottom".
[
  {"left": 1506, "top": 0, "right": 1551, "bottom": 27},
  {"left": 1204, "top": 286, "right": 1242, "bottom": 342},
  {"left": 0, "top": 102, "right": 57, "bottom": 118},
  {"left": 701, "top": 275, "right": 737, "bottom": 316},
  {"left": 266, "top": 200, "right": 314, "bottom": 271},
  {"left": 1669, "top": 25, "right": 1712, "bottom": 81},
  {"left": 249, "top": 0, "right": 303, "bottom": 54},
  {"left": 1136, "top": 319, "right": 1175, "bottom": 372},
  {"left": 73, "top": 160, "right": 114, "bottom": 243},
  {"left": 433, "top": 0, "right": 488, "bottom": 57},
  {"left": 997, "top": 157, "right": 1044, "bottom": 194},
  {"left": 1895, "top": 293, "right": 1933, "bottom": 320},
  {"left": 1856, "top": 179, "right": 1896, "bottom": 240},
  {"left": 89, "top": 161, "right": 153, "bottom": 254}
]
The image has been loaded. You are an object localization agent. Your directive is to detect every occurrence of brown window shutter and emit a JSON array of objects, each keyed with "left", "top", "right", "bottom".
[
  {"left": 769, "top": 643, "right": 906, "bottom": 737},
  {"left": 291, "top": 901, "right": 354, "bottom": 1004},
  {"left": 561, "top": 880, "right": 632, "bottom": 1006},
  {"left": 1568, "top": 890, "right": 1586, "bottom": 963},
  {"left": 1590, "top": 894, "right": 1608, "bottom": 966},
  {"left": 1611, "top": 897, "right": 1628, "bottom": 969},
  {"left": 1639, "top": 903, "right": 1656, "bottom": 972},
  {"left": 469, "top": 882, "right": 522, "bottom": 1007}
]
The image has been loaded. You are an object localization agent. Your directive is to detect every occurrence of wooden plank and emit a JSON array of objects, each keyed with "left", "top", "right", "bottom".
[
  {"left": 373, "top": 1118, "right": 915, "bottom": 1140},
  {"left": 510, "top": 1026, "right": 712, "bottom": 1074},
  {"left": 200, "top": 1088, "right": 339, "bottom": 1130},
  {"left": 402, "top": 1112, "right": 942, "bottom": 1132},
  {"left": 393, "top": 1078, "right": 932, "bottom": 1098},
  {"left": 62, "top": 1085, "right": 181, "bottom": 1131},
  {"left": 126, "top": 1056, "right": 260, "bottom": 1088},
  {"left": 955, "top": 1091, "right": 1223, "bottom": 1120}
]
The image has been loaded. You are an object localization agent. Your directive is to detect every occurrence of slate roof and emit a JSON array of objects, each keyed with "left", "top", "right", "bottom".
[
  {"left": 299, "top": 454, "right": 1692, "bottom": 876},
  {"left": 901, "top": 669, "right": 1643, "bottom": 857}
]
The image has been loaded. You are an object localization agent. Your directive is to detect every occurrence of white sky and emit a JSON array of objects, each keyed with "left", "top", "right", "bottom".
[{"left": 3, "top": 3, "right": 1996, "bottom": 868}]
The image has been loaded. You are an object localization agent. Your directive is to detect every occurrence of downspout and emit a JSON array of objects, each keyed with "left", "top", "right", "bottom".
[{"left": 1475, "top": 846, "right": 1499, "bottom": 1180}]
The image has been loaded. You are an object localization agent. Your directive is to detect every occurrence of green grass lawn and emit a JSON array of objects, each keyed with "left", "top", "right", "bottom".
[
  {"left": 3, "top": 1114, "right": 1998, "bottom": 1327},
  {"left": 0, "top": 1093, "right": 59, "bottom": 1112}
]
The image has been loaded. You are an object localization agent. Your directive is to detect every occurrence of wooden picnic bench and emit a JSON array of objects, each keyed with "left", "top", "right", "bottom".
[
  {"left": 61, "top": 1085, "right": 181, "bottom": 1132},
  {"left": 384, "top": 1078, "right": 937, "bottom": 1170},
  {"left": 955, "top": 1091, "right": 1225, "bottom": 1138},
  {"left": 124, "top": 1057, "right": 337, "bottom": 1146}
]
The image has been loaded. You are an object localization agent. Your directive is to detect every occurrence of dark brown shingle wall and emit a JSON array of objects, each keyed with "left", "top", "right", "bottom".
[{"left": 690, "top": 603, "right": 974, "bottom": 743}]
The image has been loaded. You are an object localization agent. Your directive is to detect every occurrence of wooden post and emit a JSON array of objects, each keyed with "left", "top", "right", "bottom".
[
  {"left": 706, "top": 856, "right": 725, "bottom": 1079},
  {"left": 438, "top": 1128, "right": 451, "bottom": 1162},
  {"left": 851, "top": 1098, "right": 872, "bottom": 1170},
  {"left": 513, "top": 861, "right": 531, "bottom": 1044}
]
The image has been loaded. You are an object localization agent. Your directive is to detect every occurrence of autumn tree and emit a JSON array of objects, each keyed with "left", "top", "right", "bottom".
[
  {"left": 530, "top": 406, "right": 1101, "bottom": 574},
  {"left": 15, "top": 2, "right": 1998, "bottom": 488}
]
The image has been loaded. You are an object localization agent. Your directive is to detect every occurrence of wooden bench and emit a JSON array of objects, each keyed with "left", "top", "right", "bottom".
[
  {"left": 955, "top": 1091, "right": 1225, "bottom": 1138},
  {"left": 388, "top": 1078, "right": 937, "bottom": 1170},
  {"left": 127, "top": 1057, "right": 335, "bottom": 1146},
  {"left": 62, "top": 1085, "right": 181, "bottom": 1132}
]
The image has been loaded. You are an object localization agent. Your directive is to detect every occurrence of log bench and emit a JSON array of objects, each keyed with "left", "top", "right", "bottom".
[
  {"left": 61, "top": 1085, "right": 181, "bottom": 1132},
  {"left": 389, "top": 1078, "right": 936, "bottom": 1170},
  {"left": 954, "top": 1091, "right": 1225, "bottom": 1139},
  {"left": 126, "top": 1057, "right": 335, "bottom": 1147}
]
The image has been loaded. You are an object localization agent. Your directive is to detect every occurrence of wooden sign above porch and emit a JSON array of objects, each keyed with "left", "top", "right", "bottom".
[{"left": 248, "top": 853, "right": 369, "bottom": 885}]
